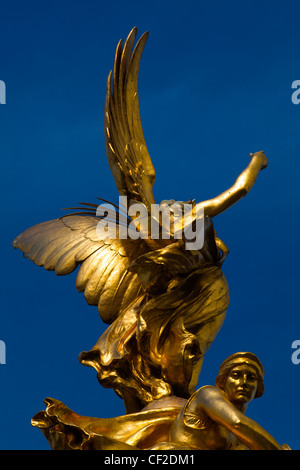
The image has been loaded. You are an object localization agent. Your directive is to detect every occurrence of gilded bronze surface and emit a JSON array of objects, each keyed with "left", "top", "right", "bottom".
[
  {"left": 12, "top": 28, "right": 290, "bottom": 450},
  {"left": 31, "top": 352, "right": 290, "bottom": 450}
]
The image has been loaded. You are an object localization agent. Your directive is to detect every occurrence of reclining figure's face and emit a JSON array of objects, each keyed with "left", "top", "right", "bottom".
[{"left": 224, "top": 364, "right": 258, "bottom": 406}]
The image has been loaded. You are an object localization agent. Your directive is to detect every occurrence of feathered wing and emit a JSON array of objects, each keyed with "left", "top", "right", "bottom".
[
  {"left": 12, "top": 215, "right": 148, "bottom": 324},
  {"left": 104, "top": 27, "right": 156, "bottom": 212},
  {"left": 13, "top": 28, "right": 161, "bottom": 324}
]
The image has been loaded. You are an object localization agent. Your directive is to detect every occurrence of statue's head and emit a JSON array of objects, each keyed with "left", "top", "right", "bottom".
[{"left": 215, "top": 352, "right": 265, "bottom": 404}]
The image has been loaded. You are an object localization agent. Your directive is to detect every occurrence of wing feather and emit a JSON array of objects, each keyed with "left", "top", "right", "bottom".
[
  {"left": 75, "top": 245, "right": 107, "bottom": 292},
  {"left": 104, "top": 27, "right": 156, "bottom": 211},
  {"left": 83, "top": 249, "right": 119, "bottom": 305},
  {"left": 44, "top": 232, "right": 85, "bottom": 271}
]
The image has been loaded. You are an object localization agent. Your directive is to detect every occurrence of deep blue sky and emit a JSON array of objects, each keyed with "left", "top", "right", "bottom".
[{"left": 1, "top": 0, "right": 300, "bottom": 450}]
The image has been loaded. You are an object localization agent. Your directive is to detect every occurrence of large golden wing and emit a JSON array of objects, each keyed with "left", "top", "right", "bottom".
[
  {"left": 13, "top": 28, "right": 159, "bottom": 324},
  {"left": 12, "top": 214, "right": 147, "bottom": 324},
  {"left": 104, "top": 27, "right": 156, "bottom": 211}
]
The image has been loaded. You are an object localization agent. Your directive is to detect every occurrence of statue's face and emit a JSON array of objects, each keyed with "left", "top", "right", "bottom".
[{"left": 224, "top": 364, "right": 258, "bottom": 406}]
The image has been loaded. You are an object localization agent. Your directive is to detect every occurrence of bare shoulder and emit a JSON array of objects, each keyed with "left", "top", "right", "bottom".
[
  {"left": 192, "top": 385, "right": 224, "bottom": 403},
  {"left": 195, "top": 385, "right": 221, "bottom": 396}
]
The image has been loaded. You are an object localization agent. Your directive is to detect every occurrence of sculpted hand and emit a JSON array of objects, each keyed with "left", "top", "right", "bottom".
[{"left": 249, "top": 151, "right": 268, "bottom": 170}]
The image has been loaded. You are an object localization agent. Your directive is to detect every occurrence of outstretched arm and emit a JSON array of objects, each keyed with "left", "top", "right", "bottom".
[
  {"left": 196, "top": 386, "right": 283, "bottom": 450},
  {"left": 197, "top": 151, "right": 268, "bottom": 218}
]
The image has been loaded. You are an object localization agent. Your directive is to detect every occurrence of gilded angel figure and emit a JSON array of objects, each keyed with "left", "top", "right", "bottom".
[{"left": 13, "top": 28, "right": 268, "bottom": 414}]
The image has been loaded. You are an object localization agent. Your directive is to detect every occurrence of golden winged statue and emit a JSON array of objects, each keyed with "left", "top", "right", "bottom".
[{"left": 13, "top": 28, "right": 269, "bottom": 416}]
